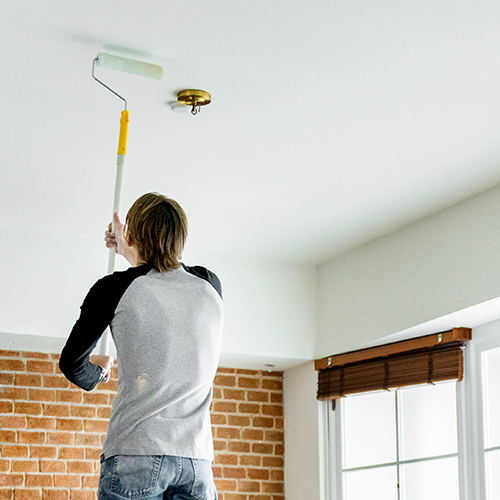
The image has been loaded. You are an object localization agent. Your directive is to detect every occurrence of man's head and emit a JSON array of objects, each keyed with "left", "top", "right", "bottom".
[{"left": 126, "top": 193, "right": 188, "bottom": 272}]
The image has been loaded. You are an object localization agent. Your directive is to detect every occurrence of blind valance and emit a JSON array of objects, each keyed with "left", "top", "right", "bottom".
[{"left": 316, "top": 327, "right": 471, "bottom": 401}]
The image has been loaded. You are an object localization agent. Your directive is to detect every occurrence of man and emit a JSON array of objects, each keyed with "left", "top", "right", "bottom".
[{"left": 59, "top": 193, "right": 223, "bottom": 500}]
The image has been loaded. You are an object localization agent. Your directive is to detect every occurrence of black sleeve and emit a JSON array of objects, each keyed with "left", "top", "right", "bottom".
[
  {"left": 182, "top": 264, "right": 223, "bottom": 299},
  {"left": 59, "top": 265, "right": 152, "bottom": 391}
]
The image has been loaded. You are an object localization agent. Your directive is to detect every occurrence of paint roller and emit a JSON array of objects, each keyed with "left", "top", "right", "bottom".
[{"left": 92, "top": 52, "right": 163, "bottom": 355}]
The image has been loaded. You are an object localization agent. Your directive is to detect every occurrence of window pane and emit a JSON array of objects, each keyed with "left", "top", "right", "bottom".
[
  {"left": 343, "top": 391, "right": 396, "bottom": 469},
  {"left": 344, "top": 466, "right": 398, "bottom": 500},
  {"left": 486, "top": 450, "right": 500, "bottom": 500},
  {"left": 399, "top": 382, "right": 457, "bottom": 460},
  {"left": 402, "top": 457, "right": 459, "bottom": 500},
  {"left": 482, "top": 346, "right": 500, "bottom": 449}
]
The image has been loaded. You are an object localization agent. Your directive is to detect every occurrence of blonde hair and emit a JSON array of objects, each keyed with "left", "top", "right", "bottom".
[{"left": 126, "top": 193, "right": 188, "bottom": 272}]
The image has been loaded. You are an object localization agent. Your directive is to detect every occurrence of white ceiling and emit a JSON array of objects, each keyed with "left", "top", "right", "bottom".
[{"left": 2, "top": 0, "right": 500, "bottom": 264}]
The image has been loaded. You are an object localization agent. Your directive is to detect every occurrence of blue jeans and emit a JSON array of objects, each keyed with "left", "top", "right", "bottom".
[{"left": 98, "top": 455, "right": 218, "bottom": 500}]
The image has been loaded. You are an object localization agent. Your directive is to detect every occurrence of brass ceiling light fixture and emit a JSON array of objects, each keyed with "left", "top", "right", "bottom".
[{"left": 175, "top": 89, "right": 211, "bottom": 115}]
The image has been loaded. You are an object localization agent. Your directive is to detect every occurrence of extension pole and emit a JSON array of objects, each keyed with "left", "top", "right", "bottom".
[{"left": 100, "top": 109, "right": 129, "bottom": 355}]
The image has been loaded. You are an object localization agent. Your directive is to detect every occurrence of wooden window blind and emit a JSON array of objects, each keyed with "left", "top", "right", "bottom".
[{"left": 315, "top": 327, "right": 471, "bottom": 401}]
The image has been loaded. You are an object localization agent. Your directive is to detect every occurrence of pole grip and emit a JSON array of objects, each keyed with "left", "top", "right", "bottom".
[{"left": 117, "top": 110, "right": 129, "bottom": 155}]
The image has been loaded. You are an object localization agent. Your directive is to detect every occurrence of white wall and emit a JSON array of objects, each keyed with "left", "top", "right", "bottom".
[
  {"left": 317, "top": 183, "right": 500, "bottom": 357},
  {"left": 0, "top": 227, "right": 318, "bottom": 369},
  {"left": 284, "top": 361, "right": 321, "bottom": 500}
]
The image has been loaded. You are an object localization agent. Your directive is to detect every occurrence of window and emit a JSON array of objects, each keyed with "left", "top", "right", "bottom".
[{"left": 320, "top": 321, "right": 500, "bottom": 500}]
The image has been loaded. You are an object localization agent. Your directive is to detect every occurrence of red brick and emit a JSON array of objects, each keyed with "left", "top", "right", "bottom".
[
  {"left": 211, "top": 414, "right": 227, "bottom": 425},
  {"left": 227, "top": 441, "right": 250, "bottom": 453},
  {"left": 0, "top": 402, "right": 13, "bottom": 413},
  {"left": 58, "top": 447, "right": 84, "bottom": 460},
  {"left": 28, "top": 390, "right": 55, "bottom": 402},
  {"left": 214, "top": 454, "right": 238, "bottom": 466},
  {"left": 0, "top": 373, "right": 14, "bottom": 385},
  {"left": 214, "top": 479, "right": 237, "bottom": 492},
  {"left": 247, "top": 391, "right": 269, "bottom": 403},
  {"left": 270, "top": 393, "right": 282, "bottom": 403},
  {"left": 216, "top": 427, "right": 240, "bottom": 440},
  {"left": 237, "top": 481, "right": 260, "bottom": 492},
  {"left": 252, "top": 417, "right": 273, "bottom": 428},
  {"left": 10, "top": 460, "right": 38, "bottom": 473},
  {"left": 22, "top": 352, "right": 49, "bottom": 360},
  {"left": 74, "top": 434, "right": 101, "bottom": 447},
  {"left": 71, "top": 406, "right": 96, "bottom": 418},
  {"left": 1, "top": 446, "right": 28, "bottom": 458},
  {"left": 237, "top": 378, "right": 260, "bottom": 389},
  {"left": 241, "top": 429, "right": 264, "bottom": 441},
  {"left": 0, "top": 431, "right": 16, "bottom": 443},
  {"left": 0, "top": 350, "right": 20, "bottom": 357},
  {"left": 238, "top": 404, "right": 260, "bottom": 414},
  {"left": 25, "top": 474, "right": 52, "bottom": 487},
  {"left": 42, "top": 490, "right": 69, "bottom": 500},
  {"left": 213, "top": 440, "right": 226, "bottom": 451},
  {"left": 247, "top": 469, "right": 270, "bottom": 480},
  {"left": 0, "top": 490, "right": 12, "bottom": 500},
  {"left": 26, "top": 417, "right": 55, "bottom": 430},
  {"left": 18, "top": 432, "right": 45, "bottom": 444},
  {"left": 67, "top": 461, "right": 93, "bottom": 474},
  {"left": 82, "top": 394, "right": 108, "bottom": 406},
  {"left": 217, "top": 367, "right": 236, "bottom": 374},
  {"left": 264, "top": 430, "right": 284, "bottom": 442},
  {"left": 212, "top": 402, "right": 237, "bottom": 414},
  {"left": 12, "top": 490, "right": 41, "bottom": 500},
  {"left": 248, "top": 496, "right": 272, "bottom": 500},
  {"left": 214, "top": 375, "right": 236, "bottom": 387},
  {"left": 26, "top": 361, "right": 53, "bottom": 374},
  {"left": 14, "top": 403, "right": 42, "bottom": 416},
  {"left": 224, "top": 494, "right": 247, "bottom": 500},
  {"left": 14, "top": 375, "right": 42, "bottom": 387},
  {"left": 0, "top": 360, "right": 25, "bottom": 372},
  {"left": 70, "top": 491, "right": 95, "bottom": 500},
  {"left": 84, "top": 448, "right": 101, "bottom": 460},
  {"left": 261, "top": 482, "right": 284, "bottom": 494},
  {"left": 227, "top": 415, "right": 250, "bottom": 427},
  {"left": 96, "top": 407, "right": 110, "bottom": 419},
  {"left": 222, "top": 389, "right": 246, "bottom": 401},
  {"left": 275, "top": 418, "right": 284, "bottom": 430},
  {"left": 261, "top": 405, "right": 282, "bottom": 417},
  {"left": 46, "top": 432, "right": 73, "bottom": 445},
  {"left": 43, "top": 376, "right": 68, "bottom": 389},
  {"left": 261, "top": 379, "right": 282, "bottom": 391},
  {"left": 252, "top": 443, "right": 273, "bottom": 454},
  {"left": 0, "top": 460, "right": 9, "bottom": 472},
  {"left": 239, "top": 455, "right": 261, "bottom": 466},
  {"left": 0, "top": 474, "right": 23, "bottom": 486},
  {"left": 43, "top": 404, "right": 70, "bottom": 417},
  {"left": 56, "top": 391, "right": 82, "bottom": 404},
  {"left": 270, "top": 470, "right": 284, "bottom": 481},
  {"left": 212, "top": 387, "right": 222, "bottom": 400},
  {"left": 83, "top": 420, "right": 107, "bottom": 433},
  {"left": 262, "top": 456, "right": 283, "bottom": 467},
  {"left": 53, "top": 474, "right": 80, "bottom": 488},
  {"left": 0, "top": 388, "right": 28, "bottom": 401},
  {"left": 83, "top": 475, "right": 99, "bottom": 488},
  {"left": 222, "top": 467, "right": 246, "bottom": 479},
  {"left": 236, "top": 369, "right": 259, "bottom": 376},
  {"left": 55, "top": 419, "right": 83, "bottom": 432},
  {"left": 275, "top": 444, "right": 284, "bottom": 456},
  {"left": 29, "top": 446, "right": 57, "bottom": 459},
  {"left": 40, "top": 460, "right": 66, "bottom": 473}
]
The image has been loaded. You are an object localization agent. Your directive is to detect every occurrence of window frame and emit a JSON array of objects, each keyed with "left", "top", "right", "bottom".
[{"left": 319, "top": 321, "right": 500, "bottom": 500}]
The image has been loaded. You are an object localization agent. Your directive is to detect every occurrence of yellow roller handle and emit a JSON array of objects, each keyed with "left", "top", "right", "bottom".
[{"left": 117, "top": 110, "right": 129, "bottom": 155}]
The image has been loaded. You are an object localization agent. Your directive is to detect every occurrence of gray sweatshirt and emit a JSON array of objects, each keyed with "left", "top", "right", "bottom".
[{"left": 60, "top": 264, "right": 223, "bottom": 461}]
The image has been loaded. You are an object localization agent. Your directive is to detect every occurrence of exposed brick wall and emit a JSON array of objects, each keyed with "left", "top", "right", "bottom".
[{"left": 0, "top": 350, "right": 284, "bottom": 500}]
